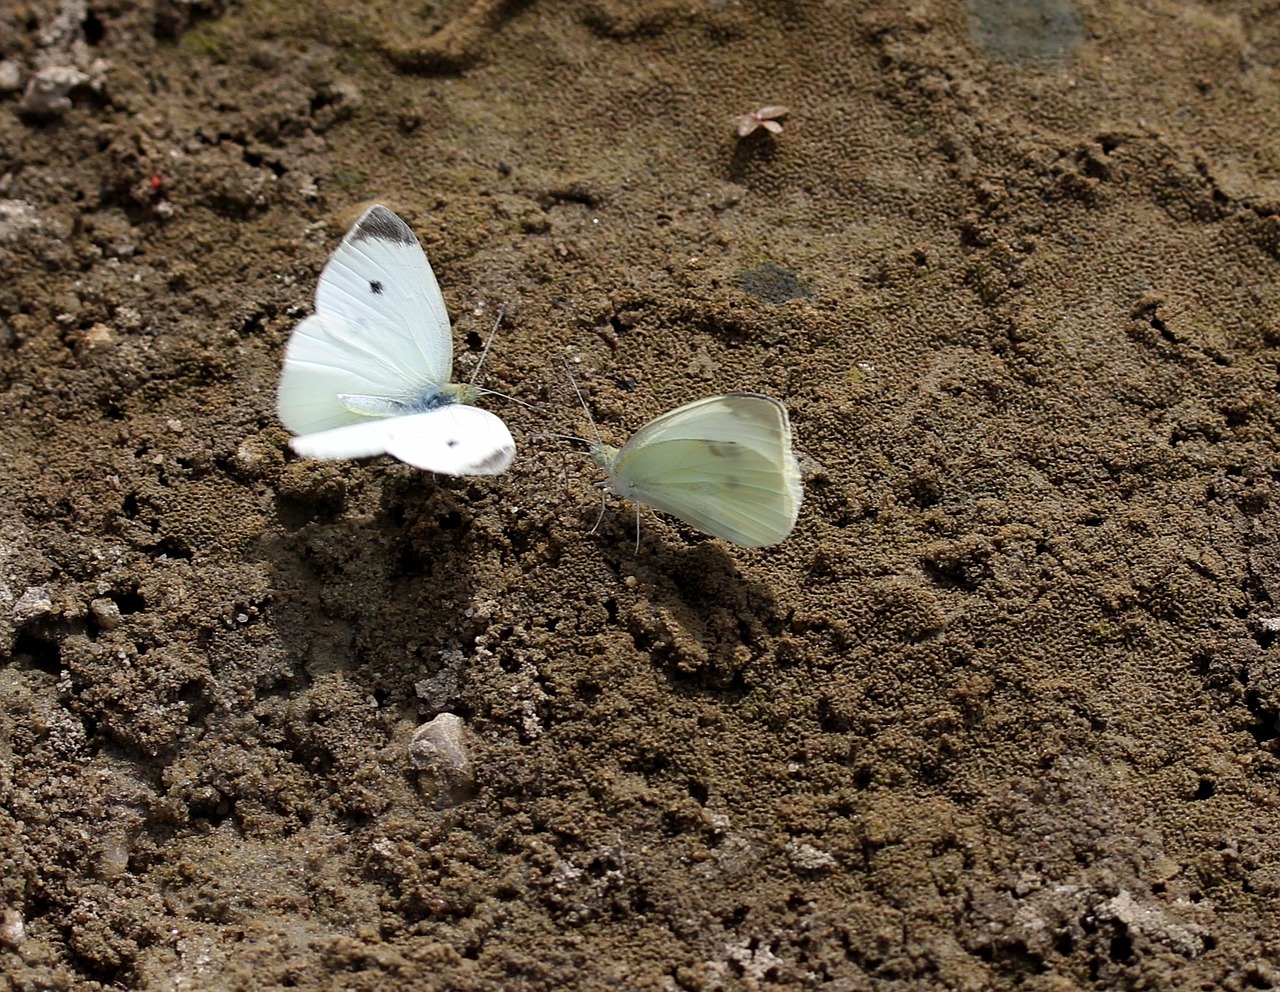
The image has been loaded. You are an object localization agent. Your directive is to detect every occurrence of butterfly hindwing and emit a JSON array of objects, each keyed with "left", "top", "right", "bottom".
[
  {"left": 289, "top": 414, "right": 408, "bottom": 462},
  {"left": 277, "top": 312, "right": 430, "bottom": 434},
  {"left": 290, "top": 406, "right": 514, "bottom": 476},
  {"left": 611, "top": 439, "right": 797, "bottom": 548},
  {"left": 383, "top": 406, "right": 515, "bottom": 476}
]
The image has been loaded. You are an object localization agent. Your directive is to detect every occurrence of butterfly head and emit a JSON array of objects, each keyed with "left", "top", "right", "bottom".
[
  {"left": 589, "top": 443, "right": 620, "bottom": 472},
  {"left": 439, "top": 382, "right": 479, "bottom": 406}
]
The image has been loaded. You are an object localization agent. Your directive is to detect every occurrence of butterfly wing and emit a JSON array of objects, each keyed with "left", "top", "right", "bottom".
[
  {"left": 383, "top": 406, "right": 515, "bottom": 476},
  {"left": 607, "top": 393, "right": 802, "bottom": 548},
  {"left": 291, "top": 405, "right": 515, "bottom": 476},
  {"left": 290, "top": 414, "right": 407, "bottom": 462},
  {"left": 277, "top": 312, "right": 431, "bottom": 434},
  {"left": 277, "top": 205, "right": 454, "bottom": 435}
]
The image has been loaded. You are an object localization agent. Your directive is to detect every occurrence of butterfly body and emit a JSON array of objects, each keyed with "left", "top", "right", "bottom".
[
  {"left": 337, "top": 381, "right": 475, "bottom": 419},
  {"left": 593, "top": 393, "right": 802, "bottom": 548},
  {"left": 277, "top": 205, "right": 514, "bottom": 476}
]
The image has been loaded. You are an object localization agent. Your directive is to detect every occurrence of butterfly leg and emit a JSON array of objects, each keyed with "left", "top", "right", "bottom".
[{"left": 587, "top": 490, "right": 607, "bottom": 536}]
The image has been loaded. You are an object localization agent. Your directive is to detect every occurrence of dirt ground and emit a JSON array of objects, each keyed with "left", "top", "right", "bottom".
[{"left": 4, "top": 0, "right": 1280, "bottom": 988}]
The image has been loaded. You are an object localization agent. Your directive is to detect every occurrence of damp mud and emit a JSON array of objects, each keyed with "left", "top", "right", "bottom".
[{"left": 4, "top": 0, "right": 1280, "bottom": 989}]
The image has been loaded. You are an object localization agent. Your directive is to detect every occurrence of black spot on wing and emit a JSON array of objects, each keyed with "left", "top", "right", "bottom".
[
  {"left": 351, "top": 206, "right": 417, "bottom": 246},
  {"left": 369, "top": 280, "right": 384, "bottom": 294},
  {"left": 446, "top": 438, "right": 459, "bottom": 447},
  {"left": 706, "top": 440, "right": 740, "bottom": 459}
]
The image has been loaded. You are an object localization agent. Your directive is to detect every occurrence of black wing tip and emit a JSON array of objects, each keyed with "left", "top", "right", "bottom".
[
  {"left": 718, "top": 392, "right": 792, "bottom": 432},
  {"left": 721, "top": 391, "right": 786, "bottom": 411},
  {"left": 468, "top": 443, "right": 516, "bottom": 475},
  {"left": 350, "top": 204, "right": 417, "bottom": 246}
]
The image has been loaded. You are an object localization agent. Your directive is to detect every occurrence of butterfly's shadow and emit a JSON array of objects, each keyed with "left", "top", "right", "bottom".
[
  {"left": 519, "top": 443, "right": 794, "bottom": 695},
  {"left": 268, "top": 461, "right": 503, "bottom": 710},
  {"left": 587, "top": 510, "right": 793, "bottom": 694}
]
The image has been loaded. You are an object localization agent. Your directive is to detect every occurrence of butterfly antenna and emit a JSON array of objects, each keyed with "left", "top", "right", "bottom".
[
  {"left": 533, "top": 431, "right": 595, "bottom": 445},
  {"left": 468, "top": 304, "right": 506, "bottom": 388},
  {"left": 561, "top": 357, "right": 603, "bottom": 446},
  {"left": 633, "top": 506, "right": 641, "bottom": 554},
  {"left": 475, "top": 386, "right": 538, "bottom": 412},
  {"left": 469, "top": 304, "right": 539, "bottom": 413},
  {"left": 563, "top": 358, "right": 615, "bottom": 543}
]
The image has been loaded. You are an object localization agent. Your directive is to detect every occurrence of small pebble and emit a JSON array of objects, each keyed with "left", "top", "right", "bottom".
[
  {"left": 786, "top": 841, "right": 839, "bottom": 872},
  {"left": 114, "top": 306, "right": 143, "bottom": 330},
  {"left": 90, "top": 597, "right": 122, "bottom": 630},
  {"left": 19, "top": 65, "right": 87, "bottom": 119},
  {"left": 13, "top": 586, "right": 53, "bottom": 624},
  {"left": 0, "top": 61, "right": 23, "bottom": 93},
  {"left": 0, "top": 200, "right": 40, "bottom": 242},
  {"left": 79, "top": 323, "right": 116, "bottom": 353},
  {"left": 0, "top": 909, "right": 23, "bottom": 948},
  {"left": 409, "top": 713, "right": 475, "bottom": 808},
  {"left": 97, "top": 832, "right": 132, "bottom": 878}
]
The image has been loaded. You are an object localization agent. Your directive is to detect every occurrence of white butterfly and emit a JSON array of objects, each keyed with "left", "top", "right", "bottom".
[
  {"left": 591, "top": 393, "right": 803, "bottom": 548},
  {"left": 277, "top": 204, "right": 515, "bottom": 476}
]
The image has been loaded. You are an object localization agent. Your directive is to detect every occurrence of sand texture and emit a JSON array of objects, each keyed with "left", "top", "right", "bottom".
[{"left": 4, "top": 0, "right": 1280, "bottom": 988}]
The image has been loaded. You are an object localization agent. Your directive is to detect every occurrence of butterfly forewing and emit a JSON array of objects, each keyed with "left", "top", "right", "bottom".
[
  {"left": 277, "top": 205, "right": 454, "bottom": 435},
  {"left": 316, "top": 207, "right": 452, "bottom": 379}
]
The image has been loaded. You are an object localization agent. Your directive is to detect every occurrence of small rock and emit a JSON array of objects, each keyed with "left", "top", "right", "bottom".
[
  {"left": 113, "top": 306, "right": 143, "bottom": 330},
  {"left": 20, "top": 65, "right": 87, "bottom": 119},
  {"left": 79, "top": 323, "right": 116, "bottom": 353},
  {"left": 409, "top": 713, "right": 475, "bottom": 808},
  {"left": 797, "top": 452, "right": 827, "bottom": 481},
  {"left": 0, "top": 60, "right": 23, "bottom": 93},
  {"left": 97, "top": 831, "right": 132, "bottom": 877},
  {"left": 90, "top": 597, "right": 122, "bottom": 630},
  {"left": 1096, "top": 889, "right": 1206, "bottom": 957},
  {"left": 415, "top": 647, "right": 465, "bottom": 711},
  {"left": 231, "top": 435, "right": 284, "bottom": 478},
  {"left": 13, "top": 586, "right": 53, "bottom": 624},
  {"left": 0, "top": 908, "right": 23, "bottom": 948},
  {"left": 0, "top": 200, "right": 40, "bottom": 242},
  {"left": 786, "top": 841, "right": 838, "bottom": 872}
]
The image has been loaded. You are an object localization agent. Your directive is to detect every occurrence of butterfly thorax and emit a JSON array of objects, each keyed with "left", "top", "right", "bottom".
[{"left": 339, "top": 382, "right": 476, "bottom": 419}]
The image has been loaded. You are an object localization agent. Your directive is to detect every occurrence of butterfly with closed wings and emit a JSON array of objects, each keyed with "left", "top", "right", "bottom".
[
  {"left": 591, "top": 392, "right": 803, "bottom": 549},
  {"left": 277, "top": 204, "right": 515, "bottom": 476}
]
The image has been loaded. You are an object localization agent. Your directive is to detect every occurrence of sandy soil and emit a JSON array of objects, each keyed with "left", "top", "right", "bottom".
[{"left": 4, "top": 0, "right": 1280, "bottom": 988}]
